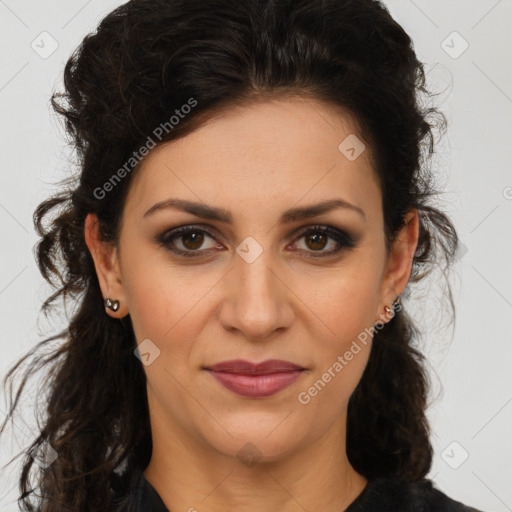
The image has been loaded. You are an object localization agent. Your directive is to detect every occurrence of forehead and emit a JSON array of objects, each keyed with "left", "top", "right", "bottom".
[{"left": 123, "top": 98, "right": 380, "bottom": 222}]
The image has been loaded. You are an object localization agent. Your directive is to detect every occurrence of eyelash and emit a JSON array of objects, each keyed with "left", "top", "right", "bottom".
[{"left": 156, "top": 224, "right": 357, "bottom": 259}]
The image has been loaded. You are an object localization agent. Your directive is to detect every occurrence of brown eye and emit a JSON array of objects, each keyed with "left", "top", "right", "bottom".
[
  {"left": 291, "top": 226, "right": 357, "bottom": 258},
  {"left": 157, "top": 226, "right": 219, "bottom": 256},
  {"left": 157, "top": 224, "right": 357, "bottom": 259},
  {"left": 181, "top": 231, "right": 205, "bottom": 250},
  {"left": 304, "top": 232, "right": 329, "bottom": 251}
]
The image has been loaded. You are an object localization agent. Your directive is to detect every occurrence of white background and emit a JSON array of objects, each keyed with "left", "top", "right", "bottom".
[{"left": 1, "top": 1, "right": 511, "bottom": 510}]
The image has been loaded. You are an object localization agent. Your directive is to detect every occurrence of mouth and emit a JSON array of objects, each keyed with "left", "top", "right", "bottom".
[{"left": 203, "top": 359, "right": 306, "bottom": 398}]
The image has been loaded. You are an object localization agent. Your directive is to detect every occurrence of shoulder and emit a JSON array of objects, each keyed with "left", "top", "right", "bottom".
[
  {"left": 347, "top": 476, "right": 485, "bottom": 512},
  {"left": 110, "top": 466, "right": 484, "bottom": 512},
  {"left": 108, "top": 463, "right": 169, "bottom": 512},
  {"left": 406, "top": 478, "right": 483, "bottom": 512}
]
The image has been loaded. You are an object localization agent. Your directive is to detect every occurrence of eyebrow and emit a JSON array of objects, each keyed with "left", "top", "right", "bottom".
[{"left": 143, "top": 197, "right": 366, "bottom": 223}]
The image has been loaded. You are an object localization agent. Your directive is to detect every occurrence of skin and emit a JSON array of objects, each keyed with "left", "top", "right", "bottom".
[{"left": 85, "top": 97, "right": 419, "bottom": 512}]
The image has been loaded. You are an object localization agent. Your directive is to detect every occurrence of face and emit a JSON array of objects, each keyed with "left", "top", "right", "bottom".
[{"left": 86, "top": 97, "right": 418, "bottom": 466}]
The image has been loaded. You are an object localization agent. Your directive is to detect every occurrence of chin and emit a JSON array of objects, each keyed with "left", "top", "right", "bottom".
[{"left": 201, "top": 420, "right": 304, "bottom": 465}]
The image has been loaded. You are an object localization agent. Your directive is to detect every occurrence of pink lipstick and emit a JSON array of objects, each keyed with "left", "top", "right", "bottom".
[{"left": 204, "top": 359, "right": 305, "bottom": 398}]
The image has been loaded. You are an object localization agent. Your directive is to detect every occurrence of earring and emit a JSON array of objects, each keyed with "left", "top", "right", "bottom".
[
  {"left": 104, "top": 298, "right": 120, "bottom": 312},
  {"left": 384, "top": 295, "right": 401, "bottom": 316}
]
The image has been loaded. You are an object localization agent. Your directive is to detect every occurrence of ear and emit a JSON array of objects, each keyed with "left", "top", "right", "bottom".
[
  {"left": 84, "top": 213, "right": 128, "bottom": 318},
  {"left": 376, "top": 208, "right": 419, "bottom": 322}
]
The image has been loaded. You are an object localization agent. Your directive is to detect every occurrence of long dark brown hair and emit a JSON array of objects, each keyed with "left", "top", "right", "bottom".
[{"left": 1, "top": 0, "right": 459, "bottom": 510}]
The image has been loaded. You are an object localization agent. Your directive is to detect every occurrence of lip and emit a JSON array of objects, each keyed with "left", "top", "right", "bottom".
[
  {"left": 204, "top": 359, "right": 306, "bottom": 398},
  {"left": 205, "top": 359, "right": 305, "bottom": 374}
]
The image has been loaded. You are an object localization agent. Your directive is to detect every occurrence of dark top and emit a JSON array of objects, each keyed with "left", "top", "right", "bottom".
[{"left": 110, "top": 464, "right": 484, "bottom": 512}]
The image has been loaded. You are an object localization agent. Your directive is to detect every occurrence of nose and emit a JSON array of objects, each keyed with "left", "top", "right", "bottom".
[{"left": 217, "top": 249, "right": 294, "bottom": 342}]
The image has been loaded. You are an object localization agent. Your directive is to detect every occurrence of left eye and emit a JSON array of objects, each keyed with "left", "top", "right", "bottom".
[
  {"left": 290, "top": 226, "right": 356, "bottom": 257},
  {"left": 293, "top": 229, "right": 343, "bottom": 253},
  {"left": 157, "top": 225, "right": 356, "bottom": 258}
]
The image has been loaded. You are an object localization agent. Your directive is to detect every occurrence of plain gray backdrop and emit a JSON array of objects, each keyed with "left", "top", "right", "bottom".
[{"left": 1, "top": 1, "right": 511, "bottom": 510}]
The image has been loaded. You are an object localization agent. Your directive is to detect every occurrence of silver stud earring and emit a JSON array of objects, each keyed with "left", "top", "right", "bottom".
[{"left": 104, "top": 298, "right": 120, "bottom": 312}]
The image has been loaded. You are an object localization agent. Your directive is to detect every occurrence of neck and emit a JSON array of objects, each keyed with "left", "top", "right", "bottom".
[{"left": 143, "top": 406, "right": 368, "bottom": 512}]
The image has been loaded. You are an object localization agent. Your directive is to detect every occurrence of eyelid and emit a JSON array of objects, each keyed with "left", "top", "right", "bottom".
[
  {"left": 159, "top": 223, "right": 222, "bottom": 243},
  {"left": 289, "top": 224, "right": 357, "bottom": 253},
  {"left": 157, "top": 223, "right": 357, "bottom": 257}
]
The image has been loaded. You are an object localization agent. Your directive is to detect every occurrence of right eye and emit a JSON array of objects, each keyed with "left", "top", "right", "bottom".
[{"left": 157, "top": 226, "right": 223, "bottom": 257}]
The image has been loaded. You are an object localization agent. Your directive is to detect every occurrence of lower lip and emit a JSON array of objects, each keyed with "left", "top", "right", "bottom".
[{"left": 207, "top": 370, "right": 304, "bottom": 398}]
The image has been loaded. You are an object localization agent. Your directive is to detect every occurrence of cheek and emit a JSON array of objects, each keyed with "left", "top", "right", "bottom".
[
  {"left": 295, "top": 273, "right": 377, "bottom": 402},
  {"left": 299, "top": 265, "right": 379, "bottom": 343},
  {"left": 121, "top": 242, "right": 192, "bottom": 336},
  {"left": 122, "top": 268, "right": 168, "bottom": 343},
  {"left": 122, "top": 255, "right": 215, "bottom": 376}
]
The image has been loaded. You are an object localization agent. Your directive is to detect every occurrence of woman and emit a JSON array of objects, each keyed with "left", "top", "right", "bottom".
[{"left": 0, "top": 0, "right": 484, "bottom": 510}]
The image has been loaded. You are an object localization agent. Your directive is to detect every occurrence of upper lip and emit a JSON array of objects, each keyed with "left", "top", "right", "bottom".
[{"left": 204, "top": 359, "right": 305, "bottom": 375}]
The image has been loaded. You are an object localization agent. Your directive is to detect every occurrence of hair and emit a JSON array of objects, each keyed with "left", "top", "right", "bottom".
[{"left": 1, "top": 0, "right": 459, "bottom": 510}]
